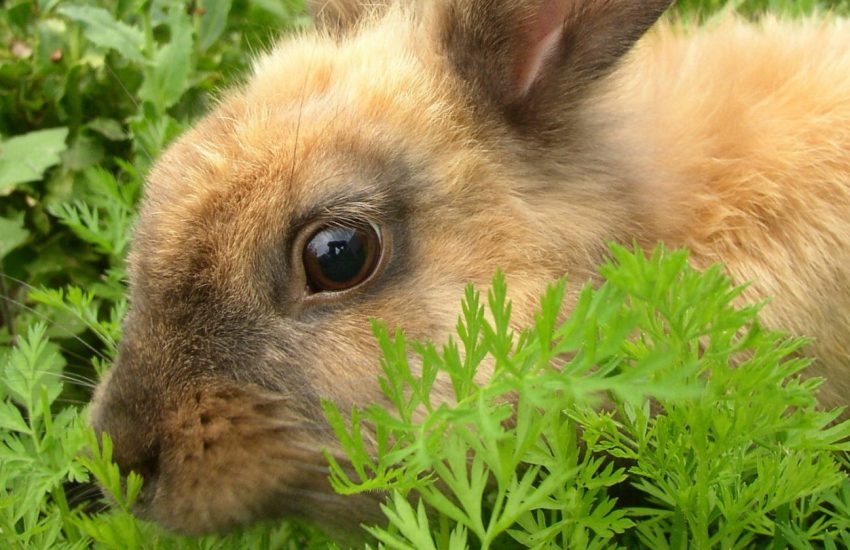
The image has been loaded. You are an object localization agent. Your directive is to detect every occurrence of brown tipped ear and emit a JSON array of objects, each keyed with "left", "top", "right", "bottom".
[
  {"left": 308, "top": 0, "right": 391, "bottom": 33},
  {"left": 436, "top": 0, "right": 673, "bottom": 126}
]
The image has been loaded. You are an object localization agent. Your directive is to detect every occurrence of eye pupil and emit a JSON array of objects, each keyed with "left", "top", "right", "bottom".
[
  {"left": 303, "top": 224, "right": 380, "bottom": 293},
  {"left": 312, "top": 231, "right": 366, "bottom": 283}
]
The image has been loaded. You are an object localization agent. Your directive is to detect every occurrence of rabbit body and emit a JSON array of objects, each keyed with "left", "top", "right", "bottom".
[
  {"left": 610, "top": 15, "right": 850, "bottom": 405},
  {"left": 90, "top": 0, "right": 850, "bottom": 534}
]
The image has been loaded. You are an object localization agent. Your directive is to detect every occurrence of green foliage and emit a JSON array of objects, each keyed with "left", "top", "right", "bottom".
[
  {"left": 0, "top": 0, "right": 321, "bottom": 547},
  {"left": 0, "top": 0, "right": 848, "bottom": 549},
  {"left": 0, "top": 320, "right": 335, "bottom": 549},
  {"left": 0, "top": 0, "right": 308, "bottom": 362},
  {"left": 325, "top": 246, "right": 850, "bottom": 549},
  {"left": 0, "top": 127, "right": 69, "bottom": 193},
  {"left": 675, "top": 0, "right": 849, "bottom": 19}
]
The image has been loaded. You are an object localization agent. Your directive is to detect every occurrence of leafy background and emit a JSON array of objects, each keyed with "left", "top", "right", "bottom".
[{"left": 1, "top": 0, "right": 849, "bottom": 548}]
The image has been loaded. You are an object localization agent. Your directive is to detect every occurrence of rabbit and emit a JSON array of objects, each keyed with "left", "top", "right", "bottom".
[{"left": 89, "top": 0, "right": 850, "bottom": 535}]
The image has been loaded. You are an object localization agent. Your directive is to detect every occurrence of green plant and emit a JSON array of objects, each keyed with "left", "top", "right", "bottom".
[
  {"left": 1, "top": 0, "right": 325, "bottom": 547},
  {"left": 0, "top": 0, "right": 309, "bottom": 406},
  {"left": 675, "top": 0, "right": 849, "bottom": 19},
  {"left": 325, "top": 245, "right": 850, "bottom": 549},
  {"left": 2, "top": 0, "right": 849, "bottom": 548}
]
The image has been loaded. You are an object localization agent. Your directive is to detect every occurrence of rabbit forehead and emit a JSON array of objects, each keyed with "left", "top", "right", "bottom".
[
  {"left": 132, "top": 123, "right": 410, "bottom": 310},
  {"left": 130, "top": 23, "right": 493, "bottom": 300}
]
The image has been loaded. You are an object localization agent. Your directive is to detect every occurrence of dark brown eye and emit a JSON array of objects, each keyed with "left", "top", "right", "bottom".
[{"left": 302, "top": 223, "right": 381, "bottom": 293}]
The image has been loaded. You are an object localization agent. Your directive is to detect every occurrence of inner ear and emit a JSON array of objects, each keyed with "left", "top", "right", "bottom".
[
  {"left": 514, "top": 0, "right": 573, "bottom": 100},
  {"left": 437, "top": 0, "right": 674, "bottom": 123}
]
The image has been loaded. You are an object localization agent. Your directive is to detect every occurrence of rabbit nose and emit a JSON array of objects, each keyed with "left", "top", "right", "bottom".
[
  {"left": 89, "top": 371, "right": 164, "bottom": 487},
  {"left": 116, "top": 438, "right": 161, "bottom": 484},
  {"left": 92, "top": 406, "right": 162, "bottom": 483}
]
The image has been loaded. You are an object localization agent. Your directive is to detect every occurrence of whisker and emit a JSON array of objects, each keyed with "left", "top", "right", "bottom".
[
  {"left": 66, "top": 485, "right": 107, "bottom": 512},
  {"left": 269, "top": 421, "right": 329, "bottom": 432},
  {"left": 0, "top": 271, "right": 117, "bottom": 304},
  {"left": 277, "top": 485, "right": 371, "bottom": 504},
  {"left": 0, "top": 288, "right": 111, "bottom": 362},
  {"left": 31, "top": 369, "right": 99, "bottom": 389},
  {"left": 28, "top": 372, "right": 98, "bottom": 394},
  {"left": 59, "top": 376, "right": 99, "bottom": 391},
  {"left": 271, "top": 423, "right": 328, "bottom": 438},
  {"left": 268, "top": 454, "right": 332, "bottom": 475},
  {"left": 55, "top": 398, "right": 92, "bottom": 407},
  {"left": 101, "top": 62, "right": 154, "bottom": 165},
  {"left": 74, "top": 496, "right": 111, "bottom": 515},
  {"left": 86, "top": 501, "right": 110, "bottom": 514},
  {"left": 285, "top": 440, "right": 359, "bottom": 464},
  {"left": 286, "top": 47, "right": 315, "bottom": 189},
  {"left": 32, "top": 342, "right": 111, "bottom": 374},
  {"left": 17, "top": 368, "right": 97, "bottom": 392},
  {"left": 67, "top": 483, "right": 103, "bottom": 500},
  {"left": 0, "top": 266, "right": 16, "bottom": 340},
  {"left": 2, "top": 333, "right": 109, "bottom": 375}
]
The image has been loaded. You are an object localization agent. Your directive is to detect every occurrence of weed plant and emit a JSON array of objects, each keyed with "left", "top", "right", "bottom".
[
  {"left": 324, "top": 246, "right": 850, "bottom": 549},
  {"left": 1, "top": 0, "right": 849, "bottom": 548}
]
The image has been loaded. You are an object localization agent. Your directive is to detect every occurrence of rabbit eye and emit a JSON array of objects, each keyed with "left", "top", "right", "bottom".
[{"left": 302, "top": 223, "right": 381, "bottom": 293}]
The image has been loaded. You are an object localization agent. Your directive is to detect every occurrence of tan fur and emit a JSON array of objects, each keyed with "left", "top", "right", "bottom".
[
  {"left": 609, "top": 15, "right": 850, "bottom": 404},
  {"left": 90, "top": 1, "right": 850, "bottom": 535}
]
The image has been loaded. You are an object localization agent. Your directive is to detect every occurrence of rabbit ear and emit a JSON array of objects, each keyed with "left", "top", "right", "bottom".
[
  {"left": 308, "top": 0, "right": 390, "bottom": 33},
  {"left": 434, "top": 0, "right": 673, "bottom": 126}
]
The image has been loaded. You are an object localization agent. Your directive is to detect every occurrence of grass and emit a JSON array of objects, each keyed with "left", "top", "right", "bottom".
[{"left": 0, "top": 0, "right": 848, "bottom": 548}]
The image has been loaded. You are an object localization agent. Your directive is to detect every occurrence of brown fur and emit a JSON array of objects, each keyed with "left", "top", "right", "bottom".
[{"left": 90, "top": 0, "right": 850, "bottom": 535}]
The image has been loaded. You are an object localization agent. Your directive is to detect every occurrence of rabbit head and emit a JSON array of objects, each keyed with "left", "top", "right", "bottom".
[{"left": 89, "top": 0, "right": 673, "bottom": 534}]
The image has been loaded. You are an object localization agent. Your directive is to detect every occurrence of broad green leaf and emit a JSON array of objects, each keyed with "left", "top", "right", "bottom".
[
  {"left": 0, "top": 128, "right": 69, "bottom": 194},
  {"left": 197, "top": 0, "right": 233, "bottom": 52},
  {"left": 139, "top": 9, "right": 193, "bottom": 111},
  {"left": 0, "top": 215, "right": 29, "bottom": 259},
  {"left": 87, "top": 118, "right": 127, "bottom": 141},
  {"left": 58, "top": 5, "right": 145, "bottom": 63}
]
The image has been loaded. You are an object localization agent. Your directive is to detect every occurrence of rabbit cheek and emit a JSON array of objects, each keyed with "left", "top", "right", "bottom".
[
  {"left": 94, "top": 369, "right": 376, "bottom": 534},
  {"left": 147, "top": 385, "right": 345, "bottom": 534},
  {"left": 90, "top": 312, "right": 370, "bottom": 533}
]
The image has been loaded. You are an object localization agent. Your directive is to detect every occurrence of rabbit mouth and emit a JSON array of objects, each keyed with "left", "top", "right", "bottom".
[{"left": 97, "top": 382, "right": 383, "bottom": 535}]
